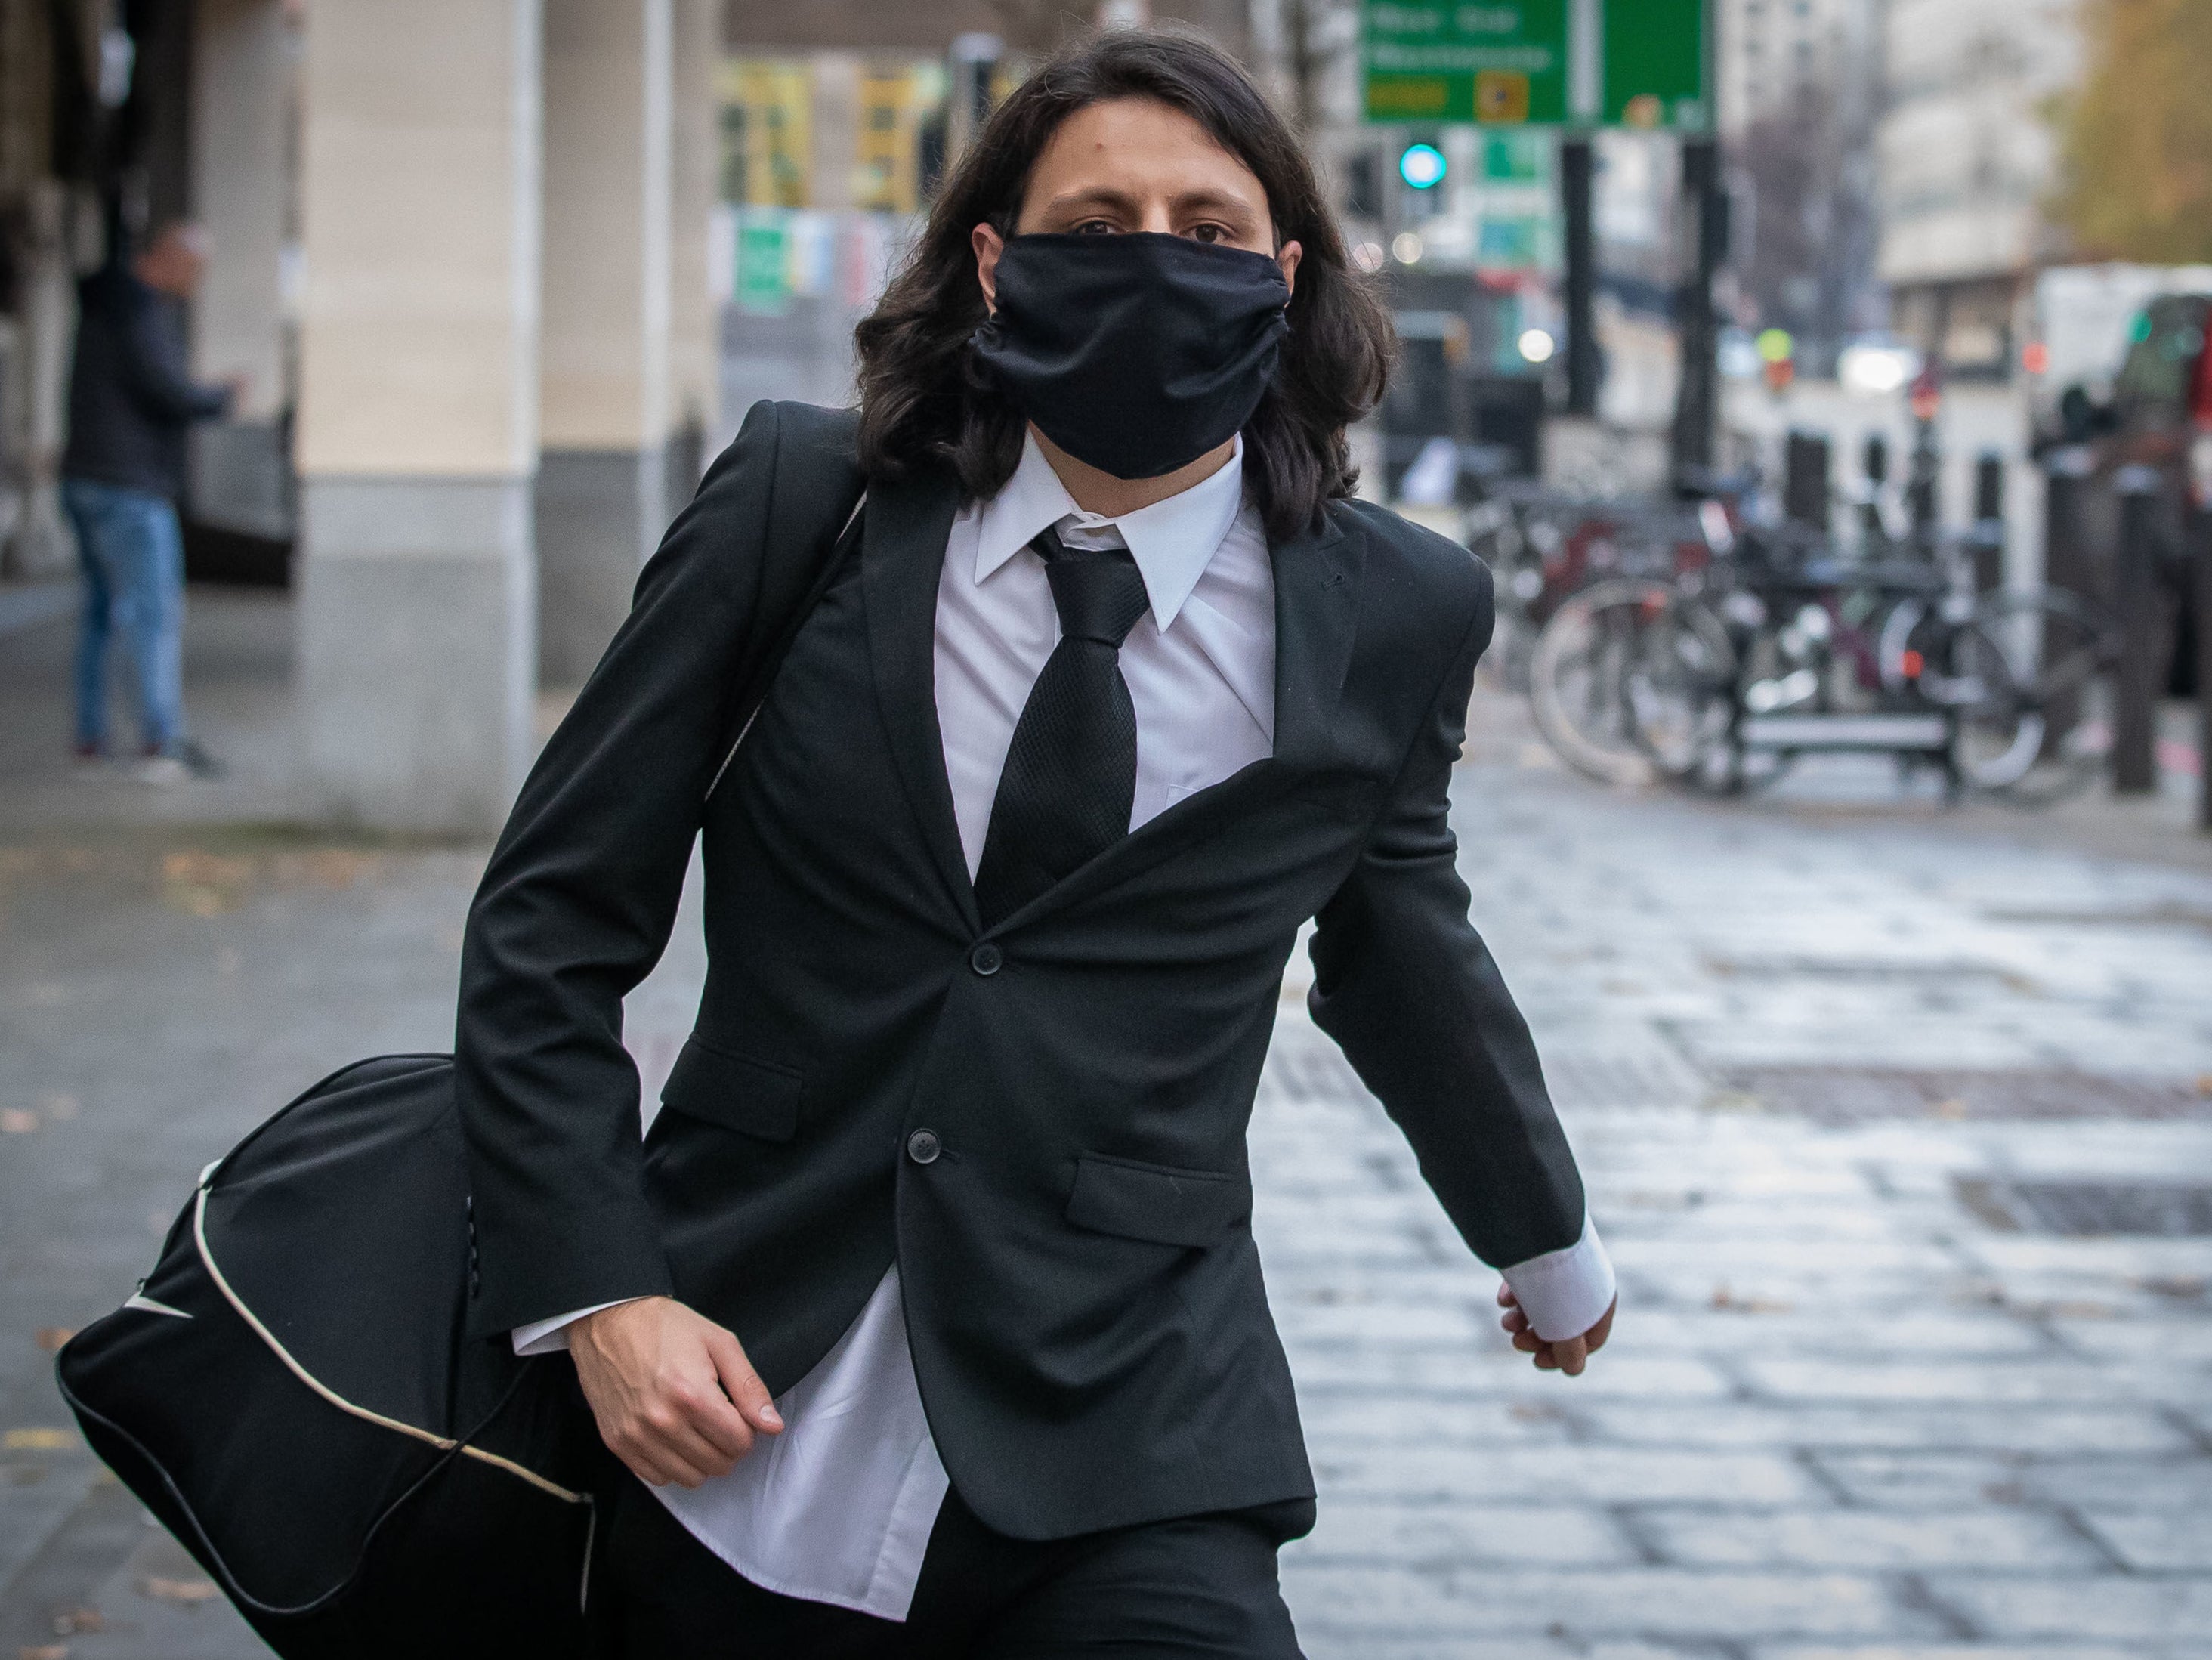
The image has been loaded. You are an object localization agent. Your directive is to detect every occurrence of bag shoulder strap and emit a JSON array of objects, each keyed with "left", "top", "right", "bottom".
[{"left": 704, "top": 403, "right": 867, "bottom": 801}]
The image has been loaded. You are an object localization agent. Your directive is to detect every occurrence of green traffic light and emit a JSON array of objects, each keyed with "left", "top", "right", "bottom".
[{"left": 1398, "top": 144, "right": 1446, "bottom": 190}]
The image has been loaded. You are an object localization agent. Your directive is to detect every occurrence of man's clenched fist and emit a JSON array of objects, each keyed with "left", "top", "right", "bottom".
[
  {"left": 570, "top": 1296, "right": 783, "bottom": 1488},
  {"left": 1497, "top": 1286, "right": 1616, "bottom": 1377}
]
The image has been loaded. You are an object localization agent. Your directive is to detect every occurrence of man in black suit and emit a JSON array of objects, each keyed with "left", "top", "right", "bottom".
[{"left": 458, "top": 29, "right": 1614, "bottom": 1659}]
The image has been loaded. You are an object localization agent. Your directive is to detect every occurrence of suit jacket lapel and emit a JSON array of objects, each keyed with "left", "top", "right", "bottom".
[
  {"left": 983, "top": 510, "right": 1362, "bottom": 933},
  {"left": 860, "top": 467, "right": 981, "bottom": 934},
  {"left": 1265, "top": 513, "right": 1361, "bottom": 774}
]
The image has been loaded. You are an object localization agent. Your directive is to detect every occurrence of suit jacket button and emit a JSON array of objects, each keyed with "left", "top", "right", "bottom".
[
  {"left": 907, "top": 1128, "right": 941, "bottom": 1165},
  {"left": 969, "top": 943, "right": 1003, "bottom": 976}
]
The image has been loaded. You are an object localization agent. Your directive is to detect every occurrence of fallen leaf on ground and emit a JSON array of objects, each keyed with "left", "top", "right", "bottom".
[
  {"left": 162, "top": 850, "right": 252, "bottom": 887},
  {"left": 2, "top": 1429, "right": 74, "bottom": 1451},
  {"left": 141, "top": 1577, "right": 219, "bottom": 1605},
  {"left": 165, "top": 885, "right": 232, "bottom": 918},
  {"left": 1711, "top": 1285, "right": 1794, "bottom": 1315},
  {"left": 34, "top": 1329, "right": 76, "bottom": 1352},
  {"left": 20, "top": 1643, "right": 69, "bottom": 1660},
  {"left": 50, "top": 1609, "right": 101, "bottom": 1635},
  {"left": 1701, "top": 1090, "right": 1766, "bottom": 1114},
  {"left": 0, "top": 1110, "right": 38, "bottom": 1134},
  {"left": 284, "top": 849, "right": 376, "bottom": 889}
]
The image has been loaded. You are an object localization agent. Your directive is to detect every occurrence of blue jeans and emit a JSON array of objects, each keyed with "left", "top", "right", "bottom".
[{"left": 63, "top": 478, "right": 188, "bottom": 756}]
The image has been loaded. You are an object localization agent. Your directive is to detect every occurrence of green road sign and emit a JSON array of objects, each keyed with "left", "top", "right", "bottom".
[
  {"left": 1480, "top": 129, "right": 1546, "bottom": 181},
  {"left": 1362, "top": 1, "right": 1571, "bottom": 125},
  {"left": 1603, "top": 0, "right": 1709, "bottom": 131},
  {"left": 1362, "top": 0, "right": 1707, "bottom": 129},
  {"left": 736, "top": 210, "right": 790, "bottom": 317}
]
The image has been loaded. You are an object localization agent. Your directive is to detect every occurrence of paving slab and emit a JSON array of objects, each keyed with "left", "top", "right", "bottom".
[
  {"left": 1923, "top": 1575, "right": 2212, "bottom": 1640},
  {"left": 1630, "top": 1508, "right": 2105, "bottom": 1572}
]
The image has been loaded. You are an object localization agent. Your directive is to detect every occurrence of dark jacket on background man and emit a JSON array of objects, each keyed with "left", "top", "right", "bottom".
[
  {"left": 63, "top": 266, "right": 230, "bottom": 502},
  {"left": 455, "top": 400, "right": 1588, "bottom": 1545}
]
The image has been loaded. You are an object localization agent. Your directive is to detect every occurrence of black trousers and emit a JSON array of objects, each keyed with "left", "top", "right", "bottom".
[{"left": 594, "top": 1475, "right": 1313, "bottom": 1658}]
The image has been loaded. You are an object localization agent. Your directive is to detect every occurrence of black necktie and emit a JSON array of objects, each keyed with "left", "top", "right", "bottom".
[{"left": 972, "top": 524, "right": 1152, "bottom": 927}]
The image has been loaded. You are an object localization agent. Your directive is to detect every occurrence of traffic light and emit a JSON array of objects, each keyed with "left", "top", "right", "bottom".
[
  {"left": 1756, "top": 327, "right": 1795, "bottom": 394},
  {"left": 1397, "top": 143, "right": 1446, "bottom": 190}
]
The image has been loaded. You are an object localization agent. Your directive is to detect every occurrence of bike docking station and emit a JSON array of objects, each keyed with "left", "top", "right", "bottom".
[{"left": 1497, "top": 422, "right": 2125, "bottom": 804}]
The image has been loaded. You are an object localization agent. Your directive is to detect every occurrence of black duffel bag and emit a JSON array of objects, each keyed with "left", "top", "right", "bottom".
[
  {"left": 54, "top": 404, "right": 866, "bottom": 1657},
  {"left": 57, "top": 1054, "right": 603, "bottom": 1657}
]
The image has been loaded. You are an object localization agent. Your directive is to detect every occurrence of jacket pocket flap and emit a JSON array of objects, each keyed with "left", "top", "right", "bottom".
[
  {"left": 1065, "top": 1154, "right": 1250, "bottom": 1247},
  {"left": 659, "top": 1039, "right": 802, "bottom": 1142}
]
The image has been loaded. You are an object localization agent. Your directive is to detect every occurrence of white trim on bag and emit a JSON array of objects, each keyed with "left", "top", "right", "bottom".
[{"left": 188, "top": 1184, "right": 588, "bottom": 1506}]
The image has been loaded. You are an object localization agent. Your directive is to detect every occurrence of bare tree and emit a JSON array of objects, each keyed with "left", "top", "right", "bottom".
[{"left": 1732, "top": 75, "right": 1879, "bottom": 368}]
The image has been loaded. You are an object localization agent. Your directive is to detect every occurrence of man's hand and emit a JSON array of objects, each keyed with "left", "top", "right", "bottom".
[
  {"left": 569, "top": 1296, "right": 783, "bottom": 1488},
  {"left": 1497, "top": 1286, "right": 1616, "bottom": 1377}
]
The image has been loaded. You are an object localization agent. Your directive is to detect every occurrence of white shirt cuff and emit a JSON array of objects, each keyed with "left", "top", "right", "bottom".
[
  {"left": 511, "top": 1299, "right": 635, "bottom": 1357},
  {"left": 1500, "top": 1214, "right": 1615, "bottom": 1343}
]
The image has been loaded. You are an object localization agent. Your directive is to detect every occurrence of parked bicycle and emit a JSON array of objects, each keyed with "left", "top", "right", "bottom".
[
  {"left": 1470, "top": 480, "right": 1732, "bottom": 691},
  {"left": 1527, "top": 514, "right": 2124, "bottom": 803}
]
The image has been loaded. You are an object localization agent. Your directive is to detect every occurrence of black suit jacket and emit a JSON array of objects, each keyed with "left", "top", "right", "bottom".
[{"left": 456, "top": 400, "right": 1586, "bottom": 1541}]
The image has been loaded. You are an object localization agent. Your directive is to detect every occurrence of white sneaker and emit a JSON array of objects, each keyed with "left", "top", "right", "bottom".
[{"left": 133, "top": 756, "right": 193, "bottom": 786}]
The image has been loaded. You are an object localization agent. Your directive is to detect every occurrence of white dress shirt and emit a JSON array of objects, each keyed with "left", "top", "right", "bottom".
[{"left": 516, "top": 431, "right": 1616, "bottom": 1621}]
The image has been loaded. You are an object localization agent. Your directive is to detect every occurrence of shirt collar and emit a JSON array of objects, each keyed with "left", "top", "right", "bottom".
[{"left": 972, "top": 431, "right": 1248, "bottom": 631}]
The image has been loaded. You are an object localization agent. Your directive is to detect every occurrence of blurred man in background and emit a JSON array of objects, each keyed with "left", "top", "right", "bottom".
[{"left": 61, "top": 219, "right": 237, "bottom": 784}]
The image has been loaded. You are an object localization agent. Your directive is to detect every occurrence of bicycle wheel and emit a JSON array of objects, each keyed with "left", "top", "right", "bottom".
[
  {"left": 1934, "top": 621, "right": 2043, "bottom": 792},
  {"left": 1529, "top": 579, "right": 1730, "bottom": 786},
  {"left": 1972, "top": 589, "right": 2125, "bottom": 805},
  {"left": 1623, "top": 595, "right": 1737, "bottom": 779}
]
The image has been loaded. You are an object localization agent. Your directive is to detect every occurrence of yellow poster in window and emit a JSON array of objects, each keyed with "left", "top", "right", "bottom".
[
  {"left": 721, "top": 59, "right": 812, "bottom": 209},
  {"left": 856, "top": 66, "right": 919, "bottom": 213}
]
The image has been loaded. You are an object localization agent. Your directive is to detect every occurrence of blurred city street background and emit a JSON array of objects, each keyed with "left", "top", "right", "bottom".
[{"left": 5, "top": 0, "right": 2211, "bottom": 1655}]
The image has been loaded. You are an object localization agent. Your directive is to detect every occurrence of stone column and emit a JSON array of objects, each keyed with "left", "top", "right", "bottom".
[
  {"left": 666, "top": 0, "right": 721, "bottom": 499},
  {"left": 295, "top": 0, "right": 542, "bottom": 834},
  {"left": 536, "top": 0, "right": 674, "bottom": 686},
  {"left": 190, "top": 0, "right": 292, "bottom": 538}
]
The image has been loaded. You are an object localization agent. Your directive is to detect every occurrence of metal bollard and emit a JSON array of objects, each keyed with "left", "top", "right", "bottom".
[
  {"left": 2112, "top": 465, "right": 2164, "bottom": 795},
  {"left": 1784, "top": 430, "right": 1831, "bottom": 534},
  {"left": 1972, "top": 450, "right": 2005, "bottom": 592},
  {"left": 1861, "top": 433, "right": 1889, "bottom": 548},
  {"left": 1907, "top": 419, "right": 1942, "bottom": 551},
  {"left": 2043, "top": 447, "right": 2095, "bottom": 598},
  {"left": 2041, "top": 448, "right": 2096, "bottom": 756},
  {"left": 1974, "top": 451, "right": 2006, "bottom": 522},
  {"left": 2196, "top": 511, "right": 2212, "bottom": 833}
]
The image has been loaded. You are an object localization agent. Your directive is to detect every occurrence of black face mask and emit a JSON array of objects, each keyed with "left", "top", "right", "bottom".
[{"left": 969, "top": 232, "right": 1292, "bottom": 481}]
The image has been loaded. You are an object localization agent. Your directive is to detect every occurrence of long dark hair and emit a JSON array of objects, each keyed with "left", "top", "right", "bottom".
[{"left": 854, "top": 29, "right": 1395, "bottom": 539}]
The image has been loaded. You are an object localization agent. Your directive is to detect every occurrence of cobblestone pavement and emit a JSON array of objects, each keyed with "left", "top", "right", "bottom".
[
  {"left": 3, "top": 632, "right": 2210, "bottom": 1655},
  {"left": 1267, "top": 697, "right": 2212, "bottom": 1659}
]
